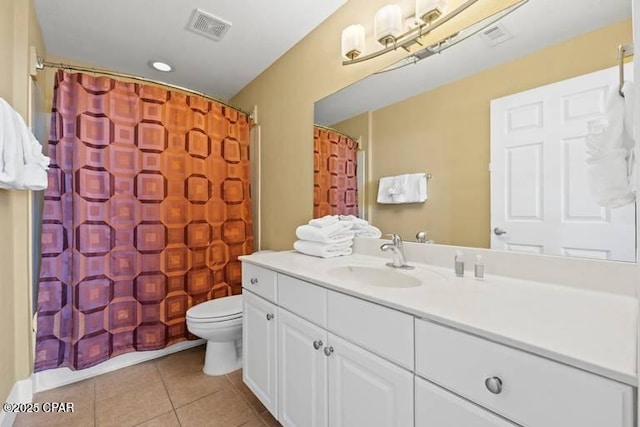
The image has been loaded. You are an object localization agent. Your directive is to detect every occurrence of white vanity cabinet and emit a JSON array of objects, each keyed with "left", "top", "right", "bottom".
[
  {"left": 243, "top": 267, "right": 414, "bottom": 427},
  {"left": 242, "top": 262, "right": 279, "bottom": 417},
  {"left": 277, "top": 307, "right": 328, "bottom": 427},
  {"left": 415, "top": 319, "right": 635, "bottom": 427},
  {"left": 241, "top": 259, "right": 635, "bottom": 427}
]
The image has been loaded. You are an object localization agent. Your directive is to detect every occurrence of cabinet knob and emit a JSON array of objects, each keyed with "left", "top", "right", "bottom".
[
  {"left": 266, "top": 313, "right": 274, "bottom": 321},
  {"left": 250, "top": 277, "right": 259, "bottom": 285},
  {"left": 313, "top": 340, "right": 323, "bottom": 350},
  {"left": 323, "top": 346, "right": 334, "bottom": 357},
  {"left": 485, "top": 377, "right": 503, "bottom": 394}
]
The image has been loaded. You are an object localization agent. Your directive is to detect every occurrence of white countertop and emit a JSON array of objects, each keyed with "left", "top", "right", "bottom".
[{"left": 240, "top": 251, "right": 638, "bottom": 386}]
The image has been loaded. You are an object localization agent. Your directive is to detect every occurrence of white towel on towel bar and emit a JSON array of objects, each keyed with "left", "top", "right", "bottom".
[
  {"left": 0, "top": 98, "right": 50, "bottom": 190},
  {"left": 377, "top": 173, "right": 427, "bottom": 204}
]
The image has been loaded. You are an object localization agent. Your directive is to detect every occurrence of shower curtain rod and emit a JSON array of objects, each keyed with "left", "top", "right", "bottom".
[
  {"left": 314, "top": 124, "right": 361, "bottom": 146},
  {"left": 36, "top": 60, "right": 252, "bottom": 117}
]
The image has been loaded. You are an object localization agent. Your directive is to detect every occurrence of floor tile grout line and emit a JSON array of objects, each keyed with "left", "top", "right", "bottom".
[
  {"left": 152, "top": 362, "right": 185, "bottom": 426},
  {"left": 225, "top": 374, "right": 270, "bottom": 427}
]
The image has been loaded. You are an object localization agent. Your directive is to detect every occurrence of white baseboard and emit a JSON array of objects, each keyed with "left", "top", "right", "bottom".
[
  {"left": 32, "top": 339, "right": 205, "bottom": 393},
  {"left": 0, "top": 378, "right": 33, "bottom": 427}
]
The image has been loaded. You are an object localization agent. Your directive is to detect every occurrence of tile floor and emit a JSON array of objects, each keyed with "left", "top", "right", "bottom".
[{"left": 15, "top": 346, "right": 281, "bottom": 427}]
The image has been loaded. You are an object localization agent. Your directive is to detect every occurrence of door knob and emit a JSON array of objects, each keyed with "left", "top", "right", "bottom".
[
  {"left": 485, "top": 376, "right": 503, "bottom": 394},
  {"left": 493, "top": 227, "right": 507, "bottom": 236},
  {"left": 323, "top": 346, "right": 334, "bottom": 357},
  {"left": 313, "top": 340, "right": 323, "bottom": 350},
  {"left": 266, "top": 313, "right": 274, "bottom": 321}
]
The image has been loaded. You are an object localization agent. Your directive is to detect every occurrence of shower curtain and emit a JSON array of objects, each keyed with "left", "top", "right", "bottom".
[
  {"left": 35, "top": 71, "right": 253, "bottom": 371},
  {"left": 313, "top": 126, "right": 358, "bottom": 218}
]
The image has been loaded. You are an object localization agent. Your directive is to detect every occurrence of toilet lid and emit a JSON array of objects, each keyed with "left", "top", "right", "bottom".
[{"left": 187, "top": 294, "right": 243, "bottom": 320}]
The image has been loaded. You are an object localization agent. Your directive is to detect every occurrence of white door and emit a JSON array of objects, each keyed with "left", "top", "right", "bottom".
[
  {"left": 327, "top": 334, "right": 413, "bottom": 427},
  {"left": 415, "top": 377, "right": 518, "bottom": 427},
  {"left": 243, "top": 290, "right": 278, "bottom": 416},
  {"left": 277, "top": 308, "right": 328, "bottom": 427},
  {"left": 490, "top": 64, "right": 635, "bottom": 261}
]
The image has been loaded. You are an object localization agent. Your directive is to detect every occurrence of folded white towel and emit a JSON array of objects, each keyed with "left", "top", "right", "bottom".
[
  {"left": 309, "top": 215, "right": 339, "bottom": 228},
  {"left": 0, "top": 98, "right": 50, "bottom": 190},
  {"left": 293, "top": 240, "right": 353, "bottom": 258},
  {"left": 296, "top": 221, "right": 354, "bottom": 243},
  {"left": 338, "top": 215, "right": 369, "bottom": 227},
  {"left": 353, "top": 225, "right": 382, "bottom": 239},
  {"left": 377, "top": 173, "right": 427, "bottom": 204}
]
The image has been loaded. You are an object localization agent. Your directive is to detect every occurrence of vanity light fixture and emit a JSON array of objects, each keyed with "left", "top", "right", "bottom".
[
  {"left": 340, "top": 0, "right": 528, "bottom": 66},
  {"left": 149, "top": 60, "right": 173, "bottom": 72}
]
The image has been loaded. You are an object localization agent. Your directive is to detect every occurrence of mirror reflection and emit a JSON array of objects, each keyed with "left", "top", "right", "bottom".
[{"left": 314, "top": 0, "right": 635, "bottom": 262}]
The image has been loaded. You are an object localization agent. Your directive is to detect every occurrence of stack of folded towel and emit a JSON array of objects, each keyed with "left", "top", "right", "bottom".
[
  {"left": 293, "top": 215, "right": 383, "bottom": 258},
  {"left": 337, "top": 215, "right": 382, "bottom": 238}
]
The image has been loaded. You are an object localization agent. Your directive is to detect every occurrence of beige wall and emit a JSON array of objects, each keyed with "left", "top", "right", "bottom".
[
  {"left": 231, "top": 0, "right": 520, "bottom": 249},
  {"left": 0, "top": 0, "right": 46, "bottom": 402},
  {"left": 367, "top": 19, "right": 632, "bottom": 247}
]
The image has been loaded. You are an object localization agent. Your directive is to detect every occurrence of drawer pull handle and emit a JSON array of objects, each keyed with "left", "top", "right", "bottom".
[
  {"left": 485, "top": 377, "right": 503, "bottom": 394},
  {"left": 323, "top": 346, "right": 334, "bottom": 357},
  {"left": 266, "top": 313, "right": 274, "bottom": 321},
  {"left": 313, "top": 340, "right": 323, "bottom": 350},
  {"left": 250, "top": 277, "right": 259, "bottom": 285}
]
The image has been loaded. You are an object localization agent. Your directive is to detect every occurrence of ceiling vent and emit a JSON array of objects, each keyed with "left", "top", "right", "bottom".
[
  {"left": 186, "top": 9, "right": 232, "bottom": 41},
  {"left": 479, "top": 23, "right": 513, "bottom": 46}
]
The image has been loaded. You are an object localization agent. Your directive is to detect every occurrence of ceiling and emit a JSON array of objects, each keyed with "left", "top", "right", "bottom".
[
  {"left": 34, "top": 0, "right": 347, "bottom": 100},
  {"left": 315, "top": 0, "right": 632, "bottom": 125}
]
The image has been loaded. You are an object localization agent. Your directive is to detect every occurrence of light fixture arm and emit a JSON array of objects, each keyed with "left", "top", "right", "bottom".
[{"left": 343, "top": 0, "right": 481, "bottom": 66}]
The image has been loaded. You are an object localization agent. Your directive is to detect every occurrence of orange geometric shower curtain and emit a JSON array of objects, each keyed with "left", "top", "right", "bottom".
[
  {"left": 35, "top": 71, "right": 253, "bottom": 371},
  {"left": 313, "top": 126, "right": 358, "bottom": 218}
]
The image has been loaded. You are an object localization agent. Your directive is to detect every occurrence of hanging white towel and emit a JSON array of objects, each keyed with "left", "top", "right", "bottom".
[
  {"left": 585, "top": 82, "right": 635, "bottom": 207},
  {"left": 295, "top": 221, "right": 354, "bottom": 244},
  {"left": 0, "top": 98, "right": 50, "bottom": 190},
  {"left": 377, "top": 173, "right": 427, "bottom": 204},
  {"left": 293, "top": 240, "right": 353, "bottom": 258}
]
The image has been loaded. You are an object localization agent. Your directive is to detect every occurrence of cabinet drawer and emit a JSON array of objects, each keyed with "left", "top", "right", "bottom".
[
  {"left": 242, "top": 263, "right": 277, "bottom": 303},
  {"left": 415, "top": 319, "right": 634, "bottom": 427},
  {"left": 415, "top": 377, "right": 518, "bottom": 427},
  {"left": 328, "top": 291, "right": 413, "bottom": 370},
  {"left": 278, "top": 274, "right": 327, "bottom": 328}
]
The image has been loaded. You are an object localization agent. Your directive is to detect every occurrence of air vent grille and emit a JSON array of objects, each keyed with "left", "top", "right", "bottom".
[
  {"left": 186, "top": 9, "right": 232, "bottom": 41},
  {"left": 479, "top": 23, "right": 513, "bottom": 46}
]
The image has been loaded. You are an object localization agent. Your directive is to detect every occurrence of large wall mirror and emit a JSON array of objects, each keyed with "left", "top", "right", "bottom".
[{"left": 314, "top": 0, "right": 635, "bottom": 262}]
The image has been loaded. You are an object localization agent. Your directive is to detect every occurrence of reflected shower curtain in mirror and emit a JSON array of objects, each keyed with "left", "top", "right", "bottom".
[
  {"left": 313, "top": 126, "right": 358, "bottom": 217},
  {"left": 35, "top": 71, "right": 253, "bottom": 371}
]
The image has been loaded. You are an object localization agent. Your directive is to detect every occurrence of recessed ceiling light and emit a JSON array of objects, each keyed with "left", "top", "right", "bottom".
[{"left": 149, "top": 60, "right": 173, "bottom": 72}]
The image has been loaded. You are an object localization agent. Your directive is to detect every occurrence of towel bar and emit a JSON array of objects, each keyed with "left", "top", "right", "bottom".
[{"left": 618, "top": 43, "right": 634, "bottom": 97}]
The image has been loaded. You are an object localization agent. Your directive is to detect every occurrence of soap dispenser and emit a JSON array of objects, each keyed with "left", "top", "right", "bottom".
[
  {"left": 474, "top": 255, "right": 484, "bottom": 280},
  {"left": 454, "top": 251, "right": 464, "bottom": 277}
]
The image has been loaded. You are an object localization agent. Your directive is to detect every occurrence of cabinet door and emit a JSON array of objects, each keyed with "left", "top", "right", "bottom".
[
  {"left": 243, "top": 290, "right": 278, "bottom": 416},
  {"left": 327, "top": 334, "right": 413, "bottom": 427},
  {"left": 278, "top": 308, "right": 328, "bottom": 427},
  {"left": 415, "top": 377, "right": 519, "bottom": 427}
]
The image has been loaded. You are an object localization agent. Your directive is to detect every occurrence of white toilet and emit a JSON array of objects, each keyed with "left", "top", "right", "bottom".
[{"left": 186, "top": 294, "right": 243, "bottom": 376}]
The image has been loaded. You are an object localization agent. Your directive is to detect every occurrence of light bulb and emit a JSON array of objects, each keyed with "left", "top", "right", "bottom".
[
  {"left": 341, "top": 24, "right": 366, "bottom": 60},
  {"left": 374, "top": 5, "right": 403, "bottom": 46}
]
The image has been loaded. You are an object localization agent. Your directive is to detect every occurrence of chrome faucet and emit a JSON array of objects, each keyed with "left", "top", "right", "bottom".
[{"left": 380, "top": 234, "right": 414, "bottom": 270}]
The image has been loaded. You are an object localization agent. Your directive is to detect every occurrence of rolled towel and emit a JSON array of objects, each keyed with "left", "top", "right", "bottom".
[
  {"left": 293, "top": 240, "right": 353, "bottom": 258},
  {"left": 353, "top": 225, "right": 382, "bottom": 238},
  {"left": 296, "top": 221, "right": 354, "bottom": 243},
  {"left": 309, "top": 215, "right": 339, "bottom": 228}
]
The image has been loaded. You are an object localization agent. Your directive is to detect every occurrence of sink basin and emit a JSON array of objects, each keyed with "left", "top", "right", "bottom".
[{"left": 327, "top": 265, "right": 423, "bottom": 288}]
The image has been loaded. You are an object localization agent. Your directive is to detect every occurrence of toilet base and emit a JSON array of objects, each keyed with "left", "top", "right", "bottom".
[{"left": 203, "top": 340, "right": 242, "bottom": 376}]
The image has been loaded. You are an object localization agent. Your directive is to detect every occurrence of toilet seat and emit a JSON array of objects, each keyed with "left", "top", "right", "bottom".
[{"left": 186, "top": 294, "right": 243, "bottom": 323}]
